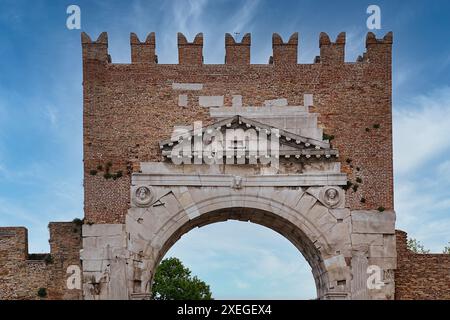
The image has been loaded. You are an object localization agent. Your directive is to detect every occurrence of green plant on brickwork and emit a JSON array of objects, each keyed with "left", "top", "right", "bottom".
[
  {"left": 89, "top": 169, "right": 98, "bottom": 176},
  {"left": 72, "top": 218, "right": 83, "bottom": 226},
  {"left": 360, "top": 197, "right": 366, "bottom": 204},
  {"left": 72, "top": 218, "right": 83, "bottom": 233},
  {"left": 103, "top": 172, "right": 113, "bottom": 179},
  {"left": 93, "top": 162, "right": 124, "bottom": 180},
  {"left": 37, "top": 288, "right": 47, "bottom": 298},
  {"left": 342, "top": 181, "right": 353, "bottom": 191},
  {"left": 365, "top": 127, "right": 370, "bottom": 132},
  {"left": 373, "top": 124, "right": 380, "bottom": 129},
  {"left": 345, "top": 158, "right": 352, "bottom": 164},
  {"left": 377, "top": 206, "right": 385, "bottom": 212},
  {"left": 407, "top": 238, "right": 430, "bottom": 254},
  {"left": 356, "top": 167, "right": 361, "bottom": 171},
  {"left": 112, "top": 171, "right": 123, "bottom": 180},
  {"left": 443, "top": 243, "right": 450, "bottom": 254},
  {"left": 44, "top": 254, "right": 53, "bottom": 264},
  {"left": 352, "top": 184, "right": 359, "bottom": 192},
  {"left": 322, "top": 133, "right": 335, "bottom": 142},
  {"left": 356, "top": 177, "right": 362, "bottom": 183}
]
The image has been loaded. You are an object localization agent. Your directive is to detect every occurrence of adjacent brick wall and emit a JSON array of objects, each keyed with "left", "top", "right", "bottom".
[
  {"left": 82, "top": 31, "right": 394, "bottom": 224},
  {"left": 0, "top": 223, "right": 82, "bottom": 300},
  {"left": 395, "top": 230, "right": 450, "bottom": 300}
]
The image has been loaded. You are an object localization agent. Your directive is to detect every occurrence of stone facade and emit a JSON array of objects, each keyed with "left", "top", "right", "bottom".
[{"left": 1, "top": 30, "right": 449, "bottom": 300}]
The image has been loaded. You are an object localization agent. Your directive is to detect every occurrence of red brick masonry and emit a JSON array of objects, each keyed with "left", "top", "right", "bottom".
[
  {"left": 395, "top": 230, "right": 450, "bottom": 299},
  {"left": 82, "top": 31, "right": 394, "bottom": 224}
]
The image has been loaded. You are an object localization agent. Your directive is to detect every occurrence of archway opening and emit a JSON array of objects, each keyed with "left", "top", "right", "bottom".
[
  {"left": 147, "top": 206, "right": 329, "bottom": 300},
  {"left": 160, "top": 220, "right": 317, "bottom": 299}
]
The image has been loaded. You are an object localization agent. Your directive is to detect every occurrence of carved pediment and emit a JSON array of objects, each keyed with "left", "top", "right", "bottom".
[{"left": 159, "top": 115, "right": 339, "bottom": 163}]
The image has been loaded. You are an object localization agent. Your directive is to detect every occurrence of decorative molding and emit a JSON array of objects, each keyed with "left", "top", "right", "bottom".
[{"left": 132, "top": 173, "right": 347, "bottom": 187}]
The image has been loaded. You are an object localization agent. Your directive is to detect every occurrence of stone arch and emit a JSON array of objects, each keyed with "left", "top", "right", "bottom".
[
  {"left": 125, "top": 189, "right": 351, "bottom": 300},
  {"left": 153, "top": 208, "right": 329, "bottom": 299}
]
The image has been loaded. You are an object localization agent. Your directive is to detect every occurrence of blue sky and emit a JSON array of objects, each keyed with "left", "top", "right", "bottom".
[{"left": 0, "top": 0, "right": 449, "bottom": 299}]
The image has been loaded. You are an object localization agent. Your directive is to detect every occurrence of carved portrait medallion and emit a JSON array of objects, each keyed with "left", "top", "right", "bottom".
[
  {"left": 133, "top": 186, "right": 154, "bottom": 207},
  {"left": 322, "top": 186, "right": 341, "bottom": 208}
]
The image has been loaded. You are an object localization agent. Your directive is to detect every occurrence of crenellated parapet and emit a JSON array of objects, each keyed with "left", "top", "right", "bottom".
[
  {"left": 81, "top": 32, "right": 110, "bottom": 63},
  {"left": 365, "top": 31, "right": 393, "bottom": 65},
  {"left": 81, "top": 31, "right": 393, "bottom": 66},
  {"left": 130, "top": 32, "right": 157, "bottom": 63},
  {"left": 225, "top": 33, "right": 251, "bottom": 65},
  {"left": 178, "top": 32, "right": 204, "bottom": 65},
  {"left": 0, "top": 223, "right": 82, "bottom": 300},
  {"left": 272, "top": 32, "right": 298, "bottom": 65},
  {"left": 319, "top": 32, "right": 346, "bottom": 64}
]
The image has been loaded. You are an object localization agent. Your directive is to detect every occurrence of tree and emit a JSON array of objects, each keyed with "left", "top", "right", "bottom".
[
  {"left": 151, "top": 257, "right": 213, "bottom": 300},
  {"left": 443, "top": 242, "right": 450, "bottom": 254},
  {"left": 407, "top": 238, "right": 430, "bottom": 254}
]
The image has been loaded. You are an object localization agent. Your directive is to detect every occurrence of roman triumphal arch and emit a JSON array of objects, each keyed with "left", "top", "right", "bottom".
[
  {"left": 4, "top": 31, "right": 449, "bottom": 301},
  {"left": 81, "top": 103, "right": 396, "bottom": 300}
]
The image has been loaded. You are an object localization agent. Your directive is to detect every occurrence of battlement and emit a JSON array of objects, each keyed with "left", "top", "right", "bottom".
[
  {"left": 225, "top": 33, "right": 251, "bottom": 65},
  {"left": 130, "top": 32, "right": 157, "bottom": 63},
  {"left": 80, "top": 31, "right": 393, "bottom": 65},
  {"left": 0, "top": 223, "right": 81, "bottom": 261},
  {"left": 0, "top": 223, "right": 83, "bottom": 300},
  {"left": 81, "top": 32, "right": 110, "bottom": 63},
  {"left": 272, "top": 32, "right": 298, "bottom": 65},
  {"left": 178, "top": 32, "right": 204, "bottom": 65},
  {"left": 318, "top": 32, "right": 346, "bottom": 64}
]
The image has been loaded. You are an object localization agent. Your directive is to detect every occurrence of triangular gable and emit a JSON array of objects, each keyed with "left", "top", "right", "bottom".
[{"left": 159, "top": 116, "right": 339, "bottom": 160}]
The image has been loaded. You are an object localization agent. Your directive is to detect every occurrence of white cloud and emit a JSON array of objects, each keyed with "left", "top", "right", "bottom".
[
  {"left": 393, "top": 86, "right": 450, "bottom": 175},
  {"left": 172, "top": 0, "right": 209, "bottom": 32},
  {"left": 394, "top": 87, "right": 450, "bottom": 252},
  {"left": 44, "top": 105, "right": 58, "bottom": 127},
  {"left": 227, "top": 0, "right": 260, "bottom": 35}
]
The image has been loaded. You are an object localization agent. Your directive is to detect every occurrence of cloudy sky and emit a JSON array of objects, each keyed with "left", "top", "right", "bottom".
[{"left": 0, "top": 0, "right": 449, "bottom": 299}]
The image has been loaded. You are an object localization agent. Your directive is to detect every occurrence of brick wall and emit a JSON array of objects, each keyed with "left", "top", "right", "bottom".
[
  {"left": 0, "top": 223, "right": 82, "bottom": 300},
  {"left": 82, "top": 31, "right": 394, "bottom": 224},
  {"left": 395, "top": 230, "right": 450, "bottom": 300}
]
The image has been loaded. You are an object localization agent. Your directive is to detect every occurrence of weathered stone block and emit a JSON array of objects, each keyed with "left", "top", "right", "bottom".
[
  {"left": 330, "top": 208, "right": 351, "bottom": 220},
  {"left": 172, "top": 83, "right": 203, "bottom": 90},
  {"left": 82, "top": 224, "right": 125, "bottom": 237},
  {"left": 351, "top": 211, "right": 395, "bottom": 234},
  {"left": 351, "top": 234, "right": 383, "bottom": 246},
  {"left": 263, "top": 98, "right": 288, "bottom": 107},
  {"left": 324, "top": 254, "right": 349, "bottom": 281},
  {"left": 232, "top": 95, "right": 242, "bottom": 107},
  {"left": 199, "top": 96, "right": 224, "bottom": 107},
  {"left": 178, "top": 94, "right": 188, "bottom": 107}
]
